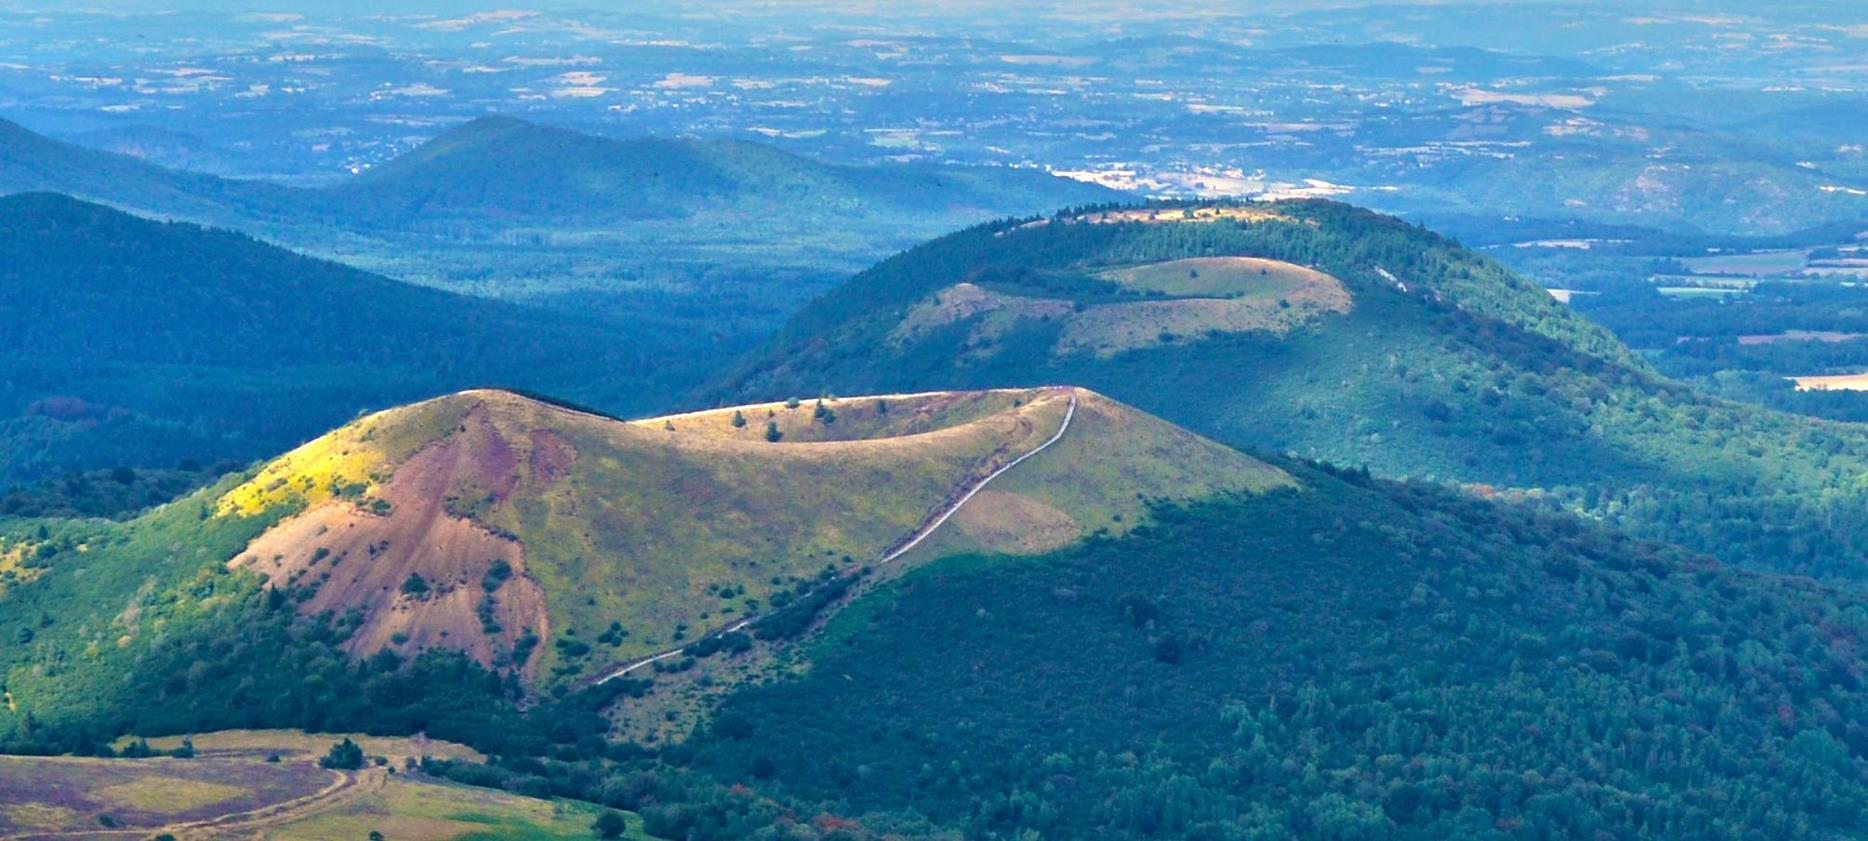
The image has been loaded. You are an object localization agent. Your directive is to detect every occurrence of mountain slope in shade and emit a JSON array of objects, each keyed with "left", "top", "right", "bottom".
[
  {"left": 330, "top": 116, "right": 1118, "bottom": 227},
  {"left": 0, "top": 118, "right": 299, "bottom": 225},
  {"left": 0, "top": 192, "right": 656, "bottom": 486},
  {"left": 714, "top": 199, "right": 1868, "bottom": 579},
  {"left": 0, "top": 114, "right": 1118, "bottom": 267}
]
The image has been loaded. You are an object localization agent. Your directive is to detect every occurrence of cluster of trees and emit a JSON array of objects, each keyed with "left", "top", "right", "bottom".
[
  {"left": 680, "top": 464, "right": 1868, "bottom": 839},
  {"left": 1574, "top": 282, "right": 1868, "bottom": 423},
  {"left": 0, "top": 461, "right": 229, "bottom": 520}
]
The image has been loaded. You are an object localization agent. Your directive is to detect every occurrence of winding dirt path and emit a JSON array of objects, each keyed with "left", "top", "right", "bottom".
[
  {"left": 1, "top": 762, "right": 382, "bottom": 841},
  {"left": 594, "top": 388, "right": 1078, "bottom": 684}
]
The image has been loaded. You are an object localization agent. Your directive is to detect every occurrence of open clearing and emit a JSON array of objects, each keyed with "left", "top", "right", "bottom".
[
  {"left": 1098, "top": 256, "right": 1338, "bottom": 298},
  {"left": 0, "top": 730, "right": 641, "bottom": 840},
  {"left": 1656, "top": 286, "right": 1747, "bottom": 298},
  {"left": 1681, "top": 249, "right": 1810, "bottom": 276},
  {"left": 1790, "top": 372, "right": 1868, "bottom": 391},
  {"left": 1738, "top": 330, "right": 1867, "bottom": 345},
  {"left": 0, "top": 753, "right": 329, "bottom": 836},
  {"left": 894, "top": 257, "right": 1350, "bottom": 357}
]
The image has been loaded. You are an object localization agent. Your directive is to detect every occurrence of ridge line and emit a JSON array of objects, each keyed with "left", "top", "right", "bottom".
[{"left": 594, "top": 387, "right": 1077, "bottom": 684}]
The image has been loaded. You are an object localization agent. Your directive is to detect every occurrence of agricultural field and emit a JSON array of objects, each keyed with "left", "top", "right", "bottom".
[
  {"left": 1681, "top": 249, "right": 1813, "bottom": 276},
  {"left": 1790, "top": 373, "right": 1868, "bottom": 392},
  {"left": 1737, "top": 331, "right": 1867, "bottom": 345},
  {"left": 0, "top": 730, "right": 643, "bottom": 840}
]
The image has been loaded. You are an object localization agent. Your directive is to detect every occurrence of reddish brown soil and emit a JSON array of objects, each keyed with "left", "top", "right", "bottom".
[
  {"left": 231, "top": 404, "right": 548, "bottom": 673},
  {"left": 527, "top": 429, "right": 575, "bottom": 485}
]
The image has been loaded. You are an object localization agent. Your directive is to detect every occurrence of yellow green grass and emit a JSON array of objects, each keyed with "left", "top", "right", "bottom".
[
  {"left": 132, "top": 729, "right": 485, "bottom": 764},
  {"left": 1097, "top": 255, "right": 1337, "bottom": 298},
  {"left": 1680, "top": 249, "right": 1810, "bottom": 276},
  {"left": 218, "top": 399, "right": 465, "bottom": 516},
  {"left": 260, "top": 774, "right": 650, "bottom": 841},
  {"left": 96, "top": 777, "right": 250, "bottom": 813},
  {"left": 0, "top": 752, "right": 329, "bottom": 835},
  {"left": 0, "top": 540, "right": 47, "bottom": 595},
  {"left": 892, "top": 257, "right": 1350, "bottom": 359},
  {"left": 903, "top": 391, "right": 1291, "bottom": 560},
  {"left": 1791, "top": 372, "right": 1868, "bottom": 391},
  {"left": 216, "top": 387, "right": 1275, "bottom": 688},
  {"left": 0, "top": 729, "right": 648, "bottom": 841}
]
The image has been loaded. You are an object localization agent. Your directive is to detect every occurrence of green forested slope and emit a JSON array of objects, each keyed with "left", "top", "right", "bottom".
[
  {"left": 330, "top": 116, "right": 1117, "bottom": 228},
  {"left": 684, "top": 468, "right": 1868, "bottom": 840},
  {"left": 0, "top": 193, "right": 660, "bottom": 485},
  {"left": 715, "top": 200, "right": 1868, "bottom": 579},
  {"left": 0, "top": 115, "right": 1118, "bottom": 315},
  {"left": 0, "top": 118, "right": 301, "bottom": 226}
]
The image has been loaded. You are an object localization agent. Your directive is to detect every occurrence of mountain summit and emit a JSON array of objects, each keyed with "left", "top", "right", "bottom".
[
  {"left": 212, "top": 386, "right": 1278, "bottom": 684},
  {"left": 716, "top": 199, "right": 1868, "bottom": 578}
]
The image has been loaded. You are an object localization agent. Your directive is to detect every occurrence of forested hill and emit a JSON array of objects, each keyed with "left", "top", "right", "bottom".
[
  {"left": 715, "top": 200, "right": 1868, "bottom": 580},
  {"left": 0, "top": 193, "right": 659, "bottom": 486},
  {"left": 0, "top": 117, "right": 299, "bottom": 226},
  {"left": 680, "top": 466, "right": 1868, "bottom": 840},
  {"left": 0, "top": 114, "right": 1116, "bottom": 256},
  {"left": 329, "top": 115, "right": 1119, "bottom": 226}
]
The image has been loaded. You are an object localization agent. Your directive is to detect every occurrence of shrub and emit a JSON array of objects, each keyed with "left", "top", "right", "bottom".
[
  {"left": 593, "top": 809, "right": 630, "bottom": 839},
  {"left": 483, "top": 558, "right": 512, "bottom": 592},
  {"left": 319, "top": 738, "right": 365, "bottom": 770}
]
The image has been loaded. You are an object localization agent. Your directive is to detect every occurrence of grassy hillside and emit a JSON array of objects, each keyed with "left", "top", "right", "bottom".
[
  {"left": 10, "top": 385, "right": 1868, "bottom": 838},
  {"left": 682, "top": 466, "right": 1868, "bottom": 840},
  {"left": 0, "top": 386, "right": 1274, "bottom": 746},
  {"left": 213, "top": 387, "right": 1277, "bottom": 685},
  {"left": 0, "top": 193, "right": 669, "bottom": 487},
  {"left": 0, "top": 730, "right": 649, "bottom": 840},
  {"left": 716, "top": 200, "right": 1868, "bottom": 580}
]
